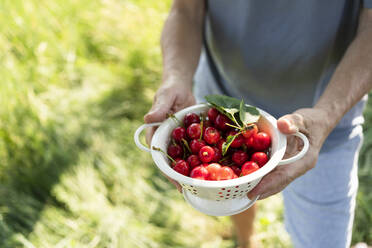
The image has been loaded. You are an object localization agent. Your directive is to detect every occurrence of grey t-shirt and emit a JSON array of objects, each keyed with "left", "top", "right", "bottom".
[{"left": 194, "top": 0, "right": 371, "bottom": 132}]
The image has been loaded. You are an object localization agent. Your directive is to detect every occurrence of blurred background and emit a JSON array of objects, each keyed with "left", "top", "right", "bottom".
[{"left": 0, "top": 0, "right": 371, "bottom": 247}]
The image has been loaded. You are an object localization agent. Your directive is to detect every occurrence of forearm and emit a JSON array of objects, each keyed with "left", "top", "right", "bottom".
[
  {"left": 314, "top": 9, "right": 372, "bottom": 132},
  {"left": 161, "top": 0, "right": 205, "bottom": 87}
]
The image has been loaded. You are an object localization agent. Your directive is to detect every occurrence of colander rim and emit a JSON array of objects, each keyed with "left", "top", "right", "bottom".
[{"left": 150, "top": 103, "right": 287, "bottom": 188}]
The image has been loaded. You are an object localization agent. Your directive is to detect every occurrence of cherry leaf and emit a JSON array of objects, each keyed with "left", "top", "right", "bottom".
[
  {"left": 205, "top": 94, "right": 260, "bottom": 127},
  {"left": 205, "top": 94, "right": 241, "bottom": 109},
  {"left": 240, "top": 103, "right": 260, "bottom": 126},
  {"left": 222, "top": 134, "right": 238, "bottom": 156},
  {"left": 224, "top": 108, "right": 239, "bottom": 116}
]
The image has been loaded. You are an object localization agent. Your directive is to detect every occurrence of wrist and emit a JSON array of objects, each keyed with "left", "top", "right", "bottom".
[
  {"left": 293, "top": 108, "right": 333, "bottom": 148},
  {"left": 313, "top": 102, "right": 343, "bottom": 132},
  {"left": 162, "top": 73, "right": 193, "bottom": 90}
]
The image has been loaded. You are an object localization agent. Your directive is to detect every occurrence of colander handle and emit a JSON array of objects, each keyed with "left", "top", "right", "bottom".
[
  {"left": 278, "top": 132, "right": 309, "bottom": 165},
  {"left": 134, "top": 122, "right": 162, "bottom": 153}
]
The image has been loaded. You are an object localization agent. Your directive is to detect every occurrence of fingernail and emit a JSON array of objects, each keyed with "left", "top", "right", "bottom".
[
  {"left": 145, "top": 110, "right": 158, "bottom": 121},
  {"left": 290, "top": 124, "right": 299, "bottom": 132},
  {"left": 284, "top": 119, "right": 298, "bottom": 132}
]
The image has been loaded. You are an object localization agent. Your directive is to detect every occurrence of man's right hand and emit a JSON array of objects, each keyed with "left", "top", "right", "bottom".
[
  {"left": 144, "top": 80, "right": 196, "bottom": 145},
  {"left": 144, "top": 80, "right": 195, "bottom": 192}
]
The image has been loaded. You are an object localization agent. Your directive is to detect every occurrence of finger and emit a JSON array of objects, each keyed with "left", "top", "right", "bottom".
[
  {"left": 160, "top": 170, "right": 183, "bottom": 193},
  {"left": 145, "top": 126, "right": 156, "bottom": 146},
  {"left": 283, "top": 135, "right": 301, "bottom": 159},
  {"left": 165, "top": 175, "right": 182, "bottom": 193},
  {"left": 247, "top": 166, "right": 291, "bottom": 199},
  {"left": 277, "top": 113, "right": 305, "bottom": 134},
  {"left": 144, "top": 92, "right": 175, "bottom": 124},
  {"left": 248, "top": 152, "right": 315, "bottom": 200}
]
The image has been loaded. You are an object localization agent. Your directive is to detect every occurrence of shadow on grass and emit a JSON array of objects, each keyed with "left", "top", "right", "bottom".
[
  {"left": 97, "top": 49, "right": 158, "bottom": 121},
  {"left": 0, "top": 106, "right": 89, "bottom": 247},
  {"left": 0, "top": 48, "right": 163, "bottom": 247}
]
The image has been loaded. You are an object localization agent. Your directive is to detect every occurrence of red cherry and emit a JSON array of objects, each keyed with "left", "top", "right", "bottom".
[
  {"left": 205, "top": 163, "right": 221, "bottom": 180},
  {"left": 220, "top": 157, "right": 233, "bottom": 166},
  {"left": 241, "top": 161, "right": 260, "bottom": 176},
  {"left": 204, "top": 119, "right": 213, "bottom": 128},
  {"left": 242, "top": 124, "right": 258, "bottom": 139},
  {"left": 216, "top": 166, "right": 235, "bottom": 180},
  {"left": 199, "top": 146, "right": 215, "bottom": 163},
  {"left": 202, "top": 119, "right": 212, "bottom": 135},
  {"left": 207, "top": 108, "right": 219, "bottom": 122},
  {"left": 190, "top": 139, "right": 206, "bottom": 154},
  {"left": 184, "top": 113, "right": 200, "bottom": 127},
  {"left": 212, "top": 147, "right": 222, "bottom": 162},
  {"left": 232, "top": 150, "right": 249, "bottom": 165},
  {"left": 204, "top": 127, "right": 220, "bottom": 144},
  {"left": 230, "top": 165, "right": 242, "bottom": 177},
  {"left": 205, "top": 163, "right": 235, "bottom": 181},
  {"left": 251, "top": 152, "right": 269, "bottom": 167},
  {"left": 167, "top": 144, "right": 183, "bottom": 159},
  {"left": 244, "top": 136, "right": 254, "bottom": 148},
  {"left": 190, "top": 166, "right": 210, "bottom": 180},
  {"left": 217, "top": 138, "right": 226, "bottom": 151},
  {"left": 187, "top": 123, "right": 201, "bottom": 139},
  {"left": 171, "top": 158, "right": 183, "bottom": 167},
  {"left": 252, "top": 132, "right": 271, "bottom": 151},
  {"left": 228, "top": 131, "right": 244, "bottom": 148},
  {"left": 173, "top": 160, "right": 190, "bottom": 176},
  {"left": 186, "top": 154, "right": 201, "bottom": 169},
  {"left": 172, "top": 127, "right": 186, "bottom": 142},
  {"left": 215, "top": 114, "right": 231, "bottom": 131}
]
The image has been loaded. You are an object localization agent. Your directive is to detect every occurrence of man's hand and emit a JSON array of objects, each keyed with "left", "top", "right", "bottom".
[
  {"left": 144, "top": 80, "right": 195, "bottom": 192},
  {"left": 248, "top": 108, "right": 331, "bottom": 200},
  {"left": 144, "top": 80, "right": 195, "bottom": 144}
]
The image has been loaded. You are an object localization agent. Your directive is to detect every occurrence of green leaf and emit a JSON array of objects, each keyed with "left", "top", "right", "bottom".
[
  {"left": 224, "top": 108, "right": 239, "bottom": 116},
  {"left": 205, "top": 94, "right": 260, "bottom": 127},
  {"left": 205, "top": 95, "right": 240, "bottom": 125},
  {"left": 240, "top": 105, "right": 260, "bottom": 125},
  {"left": 222, "top": 134, "right": 238, "bottom": 156},
  {"left": 205, "top": 94, "right": 241, "bottom": 109},
  {"left": 239, "top": 100, "right": 246, "bottom": 125}
]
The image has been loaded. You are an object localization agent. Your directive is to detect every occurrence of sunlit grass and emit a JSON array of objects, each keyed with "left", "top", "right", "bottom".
[{"left": 0, "top": 0, "right": 370, "bottom": 247}]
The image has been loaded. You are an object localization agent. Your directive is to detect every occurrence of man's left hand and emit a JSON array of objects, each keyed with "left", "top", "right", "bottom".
[{"left": 247, "top": 108, "right": 331, "bottom": 200}]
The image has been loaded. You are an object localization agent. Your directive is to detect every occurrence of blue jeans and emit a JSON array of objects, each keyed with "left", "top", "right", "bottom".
[{"left": 283, "top": 126, "right": 363, "bottom": 248}]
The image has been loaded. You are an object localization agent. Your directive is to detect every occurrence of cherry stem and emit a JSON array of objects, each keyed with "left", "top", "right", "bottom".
[
  {"left": 181, "top": 138, "right": 192, "bottom": 153},
  {"left": 199, "top": 115, "right": 204, "bottom": 140},
  {"left": 218, "top": 156, "right": 230, "bottom": 163},
  {"left": 152, "top": 146, "right": 176, "bottom": 164},
  {"left": 226, "top": 123, "right": 241, "bottom": 130},
  {"left": 231, "top": 115, "right": 242, "bottom": 128},
  {"left": 243, "top": 123, "right": 256, "bottom": 131},
  {"left": 167, "top": 113, "right": 182, "bottom": 127}
]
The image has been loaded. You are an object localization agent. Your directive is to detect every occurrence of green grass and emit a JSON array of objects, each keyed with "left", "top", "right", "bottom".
[{"left": 0, "top": 0, "right": 370, "bottom": 247}]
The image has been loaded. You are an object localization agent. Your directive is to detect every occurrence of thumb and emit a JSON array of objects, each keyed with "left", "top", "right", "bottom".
[
  {"left": 277, "top": 113, "right": 304, "bottom": 134},
  {"left": 144, "top": 94, "right": 175, "bottom": 124}
]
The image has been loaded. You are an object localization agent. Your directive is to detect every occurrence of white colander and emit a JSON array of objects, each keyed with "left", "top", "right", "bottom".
[{"left": 134, "top": 104, "right": 309, "bottom": 216}]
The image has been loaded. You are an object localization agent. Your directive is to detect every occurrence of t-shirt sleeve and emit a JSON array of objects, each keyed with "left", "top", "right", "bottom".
[{"left": 364, "top": 0, "right": 372, "bottom": 8}]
